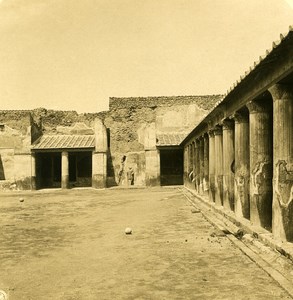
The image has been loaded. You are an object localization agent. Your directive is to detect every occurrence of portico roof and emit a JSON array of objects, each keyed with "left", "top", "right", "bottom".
[
  {"left": 156, "top": 133, "right": 186, "bottom": 146},
  {"left": 32, "top": 135, "right": 95, "bottom": 150}
]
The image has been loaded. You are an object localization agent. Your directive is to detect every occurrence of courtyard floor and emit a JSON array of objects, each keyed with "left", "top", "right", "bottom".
[{"left": 0, "top": 187, "right": 291, "bottom": 299}]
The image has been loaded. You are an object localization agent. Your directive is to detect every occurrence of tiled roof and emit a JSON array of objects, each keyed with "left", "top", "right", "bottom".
[
  {"left": 32, "top": 135, "right": 95, "bottom": 150},
  {"left": 156, "top": 133, "right": 186, "bottom": 146}
]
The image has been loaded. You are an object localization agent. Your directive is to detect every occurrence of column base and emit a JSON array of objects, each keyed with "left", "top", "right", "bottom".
[
  {"left": 31, "top": 176, "right": 36, "bottom": 190},
  {"left": 92, "top": 174, "right": 106, "bottom": 189},
  {"left": 61, "top": 175, "right": 69, "bottom": 189}
]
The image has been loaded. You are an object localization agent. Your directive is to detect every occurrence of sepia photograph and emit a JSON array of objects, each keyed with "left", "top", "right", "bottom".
[{"left": 0, "top": 0, "right": 293, "bottom": 299}]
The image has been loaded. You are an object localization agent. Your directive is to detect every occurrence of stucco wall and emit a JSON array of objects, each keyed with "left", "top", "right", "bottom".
[
  {"left": 0, "top": 116, "right": 33, "bottom": 190},
  {"left": 102, "top": 95, "right": 221, "bottom": 186},
  {"left": 0, "top": 95, "right": 221, "bottom": 189},
  {"left": 0, "top": 148, "right": 14, "bottom": 181}
]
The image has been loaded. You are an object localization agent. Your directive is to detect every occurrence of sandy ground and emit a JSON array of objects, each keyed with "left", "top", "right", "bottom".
[{"left": 0, "top": 187, "right": 291, "bottom": 300}]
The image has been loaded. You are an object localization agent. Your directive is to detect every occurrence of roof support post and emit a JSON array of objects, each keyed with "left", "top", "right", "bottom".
[
  {"left": 233, "top": 112, "right": 250, "bottom": 219},
  {"left": 61, "top": 151, "right": 69, "bottom": 189},
  {"left": 214, "top": 126, "right": 223, "bottom": 206},
  {"left": 184, "top": 146, "right": 189, "bottom": 185},
  {"left": 203, "top": 134, "right": 209, "bottom": 196},
  {"left": 199, "top": 137, "right": 205, "bottom": 195},
  {"left": 222, "top": 120, "right": 235, "bottom": 211},
  {"left": 194, "top": 140, "right": 200, "bottom": 193},
  {"left": 247, "top": 100, "right": 273, "bottom": 231},
  {"left": 31, "top": 152, "right": 36, "bottom": 190},
  {"left": 269, "top": 84, "right": 293, "bottom": 242},
  {"left": 208, "top": 130, "right": 216, "bottom": 203}
]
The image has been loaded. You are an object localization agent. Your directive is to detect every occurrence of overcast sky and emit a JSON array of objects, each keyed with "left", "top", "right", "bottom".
[{"left": 0, "top": 0, "right": 292, "bottom": 113}]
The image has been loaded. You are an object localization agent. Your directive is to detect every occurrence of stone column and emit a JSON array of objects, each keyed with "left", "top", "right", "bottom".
[
  {"left": 214, "top": 126, "right": 223, "bottom": 206},
  {"left": 195, "top": 139, "right": 200, "bottom": 192},
  {"left": 61, "top": 151, "right": 69, "bottom": 189},
  {"left": 93, "top": 118, "right": 108, "bottom": 188},
  {"left": 269, "top": 84, "right": 293, "bottom": 241},
  {"left": 234, "top": 112, "right": 250, "bottom": 219},
  {"left": 247, "top": 100, "right": 273, "bottom": 230},
  {"left": 145, "top": 150, "right": 160, "bottom": 186},
  {"left": 208, "top": 130, "right": 216, "bottom": 202},
  {"left": 203, "top": 134, "right": 209, "bottom": 195},
  {"left": 184, "top": 146, "right": 188, "bottom": 185},
  {"left": 186, "top": 144, "right": 192, "bottom": 187},
  {"left": 199, "top": 137, "right": 204, "bottom": 194},
  {"left": 31, "top": 152, "right": 36, "bottom": 190},
  {"left": 191, "top": 141, "right": 196, "bottom": 190},
  {"left": 222, "top": 120, "right": 235, "bottom": 211}
]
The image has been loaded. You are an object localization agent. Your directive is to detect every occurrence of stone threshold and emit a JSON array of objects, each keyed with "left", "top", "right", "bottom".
[{"left": 182, "top": 187, "right": 293, "bottom": 264}]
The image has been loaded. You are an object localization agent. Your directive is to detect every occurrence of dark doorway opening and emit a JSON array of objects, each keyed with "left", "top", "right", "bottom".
[
  {"left": 36, "top": 152, "right": 61, "bottom": 189},
  {"left": 0, "top": 154, "right": 5, "bottom": 180},
  {"left": 35, "top": 151, "right": 92, "bottom": 189},
  {"left": 160, "top": 148, "right": 183, "bottom": 186},
  {"left": 69, "top": 152, "right": 92, "bottom": 187}
]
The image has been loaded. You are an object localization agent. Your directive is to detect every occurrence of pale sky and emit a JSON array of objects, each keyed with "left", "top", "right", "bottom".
[{"left": 0, "top": 0, "right": 292, "bottom": 113}]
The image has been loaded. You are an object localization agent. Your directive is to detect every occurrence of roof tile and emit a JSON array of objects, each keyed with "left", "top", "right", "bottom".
[
  {"left": 32, "top": 135, "right": 95, "bottom": 150},
  {"left": 156, "top": 133, "right": 186, "bottom": 146}
]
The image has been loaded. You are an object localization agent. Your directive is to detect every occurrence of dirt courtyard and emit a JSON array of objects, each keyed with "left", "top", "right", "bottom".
[{"left": 0, "top": 187, "right": 290, "bottom": 299}]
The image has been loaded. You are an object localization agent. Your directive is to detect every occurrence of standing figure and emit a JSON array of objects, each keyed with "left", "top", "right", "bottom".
[{"left": 127, "top": 167, "right": 134, "bottom": 186}]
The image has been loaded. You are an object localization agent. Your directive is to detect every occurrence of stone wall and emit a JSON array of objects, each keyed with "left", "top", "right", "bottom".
[
  {"left": 0, "top": 112, "right": 33, "bottom": 190},
  {"left": 109, "top": 95, "right": 220, "bottom": 110},
  {"left": 0, "top": 110, "right": 31, "bottom": 134},
  {"left": 102, "top": 95, "right": 221, "bottom": 186},
  {"left": 0, "top": 94, "right": 221, "bottom": 189}
]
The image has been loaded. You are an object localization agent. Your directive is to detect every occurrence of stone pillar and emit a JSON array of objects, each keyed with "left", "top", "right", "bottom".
[
  {"left": 199, "top": 137, "right": 204, "bottom": 194},
  {"left": 195, "top": 139, "right": 200, "bottom": 192},
  {"left": 247, "top": 100, "right": 273, "bottom": 230},
  {"left": 61, "top": 151, "right": 69, "bottom": 189},
  {"left": 187, "top": 143, "right": 192, "bottom": 188},
  {"left": 184, "top": 146, "right": 188, "bottom": 185},
  {"left": 269, "top": 84, "right": 293, "bottom": 241},
  {"left": 203, "top": 134, "right": 209, "bottom": 195},
  {"left": 234, "top": 112, "right": 250, "bottom": 219},
  {"left": 93, "top": 118, "right": 108, "bottom": 188},
  {"left": 191, "top": 141, "right": 196, "bottom": 190},
  {"left": 214, "top": 126, "right": 223, "bottom": 206},
  {"left": 186, "top": 145, "right": 189, "bottom": 184},
  {"left": 31, "top": 152, "right": 36, "bottom": 190},
  {"left": 92, "top": 152, "right": 107, "bottom": 188},
  {"left": 145, "top": 150, "right": 160, "bottom": 186},
  {"left": 208, "top": 130, "right": 216, "bottom": 202},
  {"left": 222, "top": 120, "right": 235, "bottom": 211},
  {"left": 187, "top": 144, "right": 192, "bottom": 187}
]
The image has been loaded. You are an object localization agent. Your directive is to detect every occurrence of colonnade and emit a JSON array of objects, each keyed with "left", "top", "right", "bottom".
[{"left": 184, "top": 83, "right": 293, "bottom": 242}]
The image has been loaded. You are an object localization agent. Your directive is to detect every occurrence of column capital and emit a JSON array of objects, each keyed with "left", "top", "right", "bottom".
[
  {"left": 247, "top": 101, "right": 268, "bottom": 114},
  {"left": 213, "top": 125, "right": 223, "bottom": 136},
  {"left": 203, "top": 132, "right": 209, "bottom": 140},
  {"left": 230, "top": 112, "right": 248, "bottom": 124},
  {"left": 221, "top": 119, "right": 234, "bottom": 130},
  {"left": 269, "top": 84, "right": 293, "bottom": 100},
  {"left": 208, "top": 130, "right": 215, "bottom": 137}
]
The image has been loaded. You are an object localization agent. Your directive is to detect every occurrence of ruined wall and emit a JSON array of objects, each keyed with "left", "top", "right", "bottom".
[
  {"left": 0, "top": 95, "right": 221, "bottom": 189},
  {"left": 0, "top": 110, "right": 31, "bottom": 135},
  {"left": 102, "top": 95, "right": 221, "bottom": 186},
  {"left": 0, "top": 109, "right": 102, "bottom": 190},
  {"left": 30, "top": 108, "right": 100, "bottom": 134},
  {"left": 0, "top": 111, "right": 33, "bottom": 190}
]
